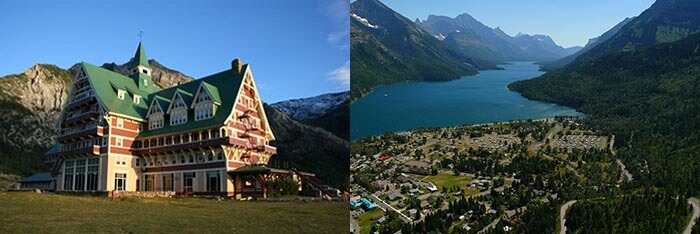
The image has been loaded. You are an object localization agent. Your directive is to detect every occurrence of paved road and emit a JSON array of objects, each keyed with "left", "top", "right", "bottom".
[
  {"left": 684, "top": 197, "right": 700, "bottom": 234},
  {"left": 560, "top": 200, "right": 578, "bottom": 234}
]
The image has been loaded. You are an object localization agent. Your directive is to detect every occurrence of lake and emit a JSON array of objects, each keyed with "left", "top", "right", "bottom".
[{"left": 350, "top": 62, "right": 584, "bottom": 140}]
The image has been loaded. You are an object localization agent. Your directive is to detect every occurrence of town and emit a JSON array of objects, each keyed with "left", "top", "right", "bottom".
[{"left": 350, "top": 117, "right": 625, "bottom": 234}]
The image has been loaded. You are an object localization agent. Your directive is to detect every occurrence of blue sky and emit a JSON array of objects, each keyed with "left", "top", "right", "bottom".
[
  {"left": 0, "top": 0, "right": 349, "bottom": 103},
  {"left": 381, "top": 0, "right": 656, "bottom": 48}
]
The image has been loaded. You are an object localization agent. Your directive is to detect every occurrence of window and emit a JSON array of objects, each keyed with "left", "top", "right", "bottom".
[
  {"left": 207, "top": 152, "right": 213, "bottom": 161},
  {"left": 114, "top": 173, "right": 127, "bottom": 191},
  {"left": 217, "top": 151, "right": 224, "bottom": 161},
  {"left": 188, "top": 155, "right": 194, "bottom": 163},
  {"left": 135, "top": 158, "right": 140, "bottom": 167},
  {"left": 74, "top": 159, "right": 86, "bottom": 191},
  {"left": 149, "top": 114, "right": 163, "bottom": 129},
  {"left": 171, "top": 156, "right": 176, "bottom": 165},
  {"left": 133, "top": 95, "right": 141, "bottom": 104},
  {"left": 64, "top": 160, "right": 75, "bottom": 190},
  {"left": 162, "top": 174, "right": 173, "bottom": 191},
  {"left": 86, "top": 158, "right": 99, "bottom": 191},
  {"left": 170, "top": 109, "right": 187, "bottom": 126},
  {"left": 117, "top": 89, "right": 126, "bottom": 100},
  {"left": 116, "top": 138, "right": 123, "bottom": 147},
  {"left": 117, "top": 118, "right": 124, "bottom": 128},
  {"left": 206, "top": 171, "right": 220, "bottom": 192},
  {"left": 142, "top": 70, "right": 148, "bottom": 75}
]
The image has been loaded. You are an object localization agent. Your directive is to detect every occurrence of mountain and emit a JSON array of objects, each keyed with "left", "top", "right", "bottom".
[
  {"left": 509, "top": 31, "right": 700, "bottom": 195},
  {"left": 508, "top": 33, "right": 573, "bottom": 61},
  {"left": 540, "top": 17, "right": 635, "bottom": 71},
  {"left": 567, "top": 0, "right": 700, "bottom": 66},
  {"left": 271, "top": 91, "right": 350, "bottom": 140},
  {"left": 271, "top": 91, "right": 349, "bottom": 121},
  {"left": 98, "top": 59, "right": 194, "bottom": 88},
  {"left": 0, "top": 61, "right": 349, "bottom": 188},
  {"left": 350, "top": 0, "right": 497, "bottom": 101},
  {"left": 0, "top": 64, "right": 72, "bottom": 176},
  {"left": 265, "top": 104, "right": 349, "bottom": 188},
  {"left": 417, "top": 13, "right": 574, "bottom": 63}
]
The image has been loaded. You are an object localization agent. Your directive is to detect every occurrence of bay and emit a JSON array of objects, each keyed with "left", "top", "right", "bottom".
[{"left": 350, "top": 62, "right": 584, "bottom": 140}]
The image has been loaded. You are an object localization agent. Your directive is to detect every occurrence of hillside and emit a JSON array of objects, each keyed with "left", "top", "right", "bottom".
[
  {"left": 509, "top": 32, "right": 700, "bottom": 195},
  {"left": 350, "top": 0, "right": 497, "bottom": 101},
  {"left": 265, "top": 104, "right": 349, "bottom": 188},
  {"left": 540, "top": 17, "right": 636, "bottom": 71},
  {"left": 271, "top": 91, "right": 349, "bottom": 140},
  {"left": 568, "top": 0, "right": 700, "bottom": 66}
]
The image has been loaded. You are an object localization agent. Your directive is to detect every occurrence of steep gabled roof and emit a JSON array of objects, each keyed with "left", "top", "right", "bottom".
[
  {"left": 82, "top": 62, "right": 157, "bottom": 120},
  {"left": 138, "top": 65, "right": 248, "bottom": 138}
]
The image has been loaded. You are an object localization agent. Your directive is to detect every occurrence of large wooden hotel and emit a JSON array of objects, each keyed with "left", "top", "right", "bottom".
[{"left": 46, "top": 42, "right": 304, "bottom": 197}]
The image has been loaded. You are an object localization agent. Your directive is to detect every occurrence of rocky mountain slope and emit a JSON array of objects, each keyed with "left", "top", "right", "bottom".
[
  {"left": 350, "top": 0, "right": 497, "bottom": 101},
  {"left": 271, "top": 91, "right": 349, "bottom": 121},
  {"left": 271, "top": 91, "right": 350, "bottom": 140},
  {"left": 97, "top": 59, "right": 194, "bottom": 88},
  {"left": 0, "top": 64, "right": 72, "bottom": 175},
  {"left": 265, "top": 104, "right": 349, "bottom": 188}
]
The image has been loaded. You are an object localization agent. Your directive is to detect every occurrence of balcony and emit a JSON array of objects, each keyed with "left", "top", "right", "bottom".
[
  {"left": 132, "top": 137, "right": 249, "bottom": 155},
  {"left": 57, "top": 126, "right": 106, "bottom": 143},
  {"left": 66, "top": 93, "right": 96, "bottom": 110},
  {"left": 62, "top": 111, "right": 100, "bottom": 127},
  {"left": 58, "top": 145, "right": 101, "bottom": 157}
]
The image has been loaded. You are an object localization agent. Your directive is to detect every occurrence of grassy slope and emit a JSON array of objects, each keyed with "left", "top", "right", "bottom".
[{"left": 0, "top": 192, "right": 347, "bottom": 233}]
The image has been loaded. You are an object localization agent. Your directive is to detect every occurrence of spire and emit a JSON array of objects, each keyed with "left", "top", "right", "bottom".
[{"left": 131, "top": 41, "right": 150, "bottom": 69}]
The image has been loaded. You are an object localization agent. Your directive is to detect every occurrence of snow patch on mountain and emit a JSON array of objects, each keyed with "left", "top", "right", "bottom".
[
  {"left": 271, "top": 91, "right": 349, "bottom": 121},
  {"left": 351, "top": 13, "right": 379, "bottom": 29}
]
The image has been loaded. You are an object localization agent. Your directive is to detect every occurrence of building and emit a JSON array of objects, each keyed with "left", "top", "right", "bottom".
[
  {"left": 18, "top": 172, "right": 54, "bottom": 191},
  {"left": 46, "top": 42, "right": 302, "bottom": 197}
]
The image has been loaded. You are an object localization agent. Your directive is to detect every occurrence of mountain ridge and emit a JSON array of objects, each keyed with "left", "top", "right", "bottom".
[{"left": 350, "top": 0, "right": 498, "bottom": 101}]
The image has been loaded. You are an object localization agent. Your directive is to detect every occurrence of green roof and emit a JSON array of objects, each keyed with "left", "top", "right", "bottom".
[
  {"left": 83, "top": 62, "right": 156, "bottom": 120},
  {"left": 138, "top": 65, "right": 247, "bottom": 138},
  {"left": 131, "top": 42, "right": 150, "bottom": 68}
]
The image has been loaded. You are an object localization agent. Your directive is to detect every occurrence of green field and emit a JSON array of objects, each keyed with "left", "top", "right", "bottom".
[
  {"left": 357, "top": 209, "right": 384, "bottom": 234},
  {"left": 0, "top": 192, "right": 347, "bottom": 233},
  {"left": 425, "top": 173, "right": 473, "bottom": 190}
]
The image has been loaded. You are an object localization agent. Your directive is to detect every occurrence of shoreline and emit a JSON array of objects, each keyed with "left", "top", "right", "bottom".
[{"left": 352, "top": 116, "right": 582, "bottom": 141}]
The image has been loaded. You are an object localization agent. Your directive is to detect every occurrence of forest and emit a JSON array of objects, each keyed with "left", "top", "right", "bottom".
[{"left": 510, "top": 32, "right": 700, "bottom": 197}]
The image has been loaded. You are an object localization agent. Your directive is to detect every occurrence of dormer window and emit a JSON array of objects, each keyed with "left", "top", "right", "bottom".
[
  {"left": 133, "top": 95, "right": 141, "bottom": 104},
  {"left": 142, "top": 69, "right": 148, "bottom": 74},
  {"left": 117, "top": 89, "right": 126, "bottom": 100}
]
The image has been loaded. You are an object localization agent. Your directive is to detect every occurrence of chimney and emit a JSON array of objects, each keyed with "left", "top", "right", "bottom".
[{"left": 231, "top": 58, "right": 243, "bottom": 75}]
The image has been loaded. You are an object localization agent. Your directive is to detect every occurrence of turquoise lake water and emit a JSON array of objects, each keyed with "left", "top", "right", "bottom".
[{"left": 350, "top": 62, "right": 584, "bottom": 140}]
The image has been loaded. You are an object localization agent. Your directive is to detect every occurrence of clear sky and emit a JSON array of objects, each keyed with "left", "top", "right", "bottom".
[
  {"left": 381, "top": 0, "right": 656, "bottom": 48},
  {"left": 0, "top": 0, "right": 349, "bottom": 103}
]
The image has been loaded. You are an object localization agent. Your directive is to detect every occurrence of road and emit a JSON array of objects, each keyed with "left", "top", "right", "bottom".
[
  {"left": 559, "top": 200, "right": 578, "bottom": 234},
  {"left": 609, "top": 135, "right": 633, "bottom": 183},
  {"left": 352, "top": 184, "right": 412, "bottom": 223},
  {"left": 684, "top": 197, "right": 700, "bottom": 234}
]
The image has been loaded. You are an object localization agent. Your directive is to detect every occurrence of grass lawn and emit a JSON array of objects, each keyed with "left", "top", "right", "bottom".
[
  {"left": 0, "top": 192, "right": 347, "bottom": 233},
  {"left": 425, "top": 173, "right": 472, "bottom": 190},
  {"left": 357, "top": 209, "right": 384, "bottom": 234}
]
